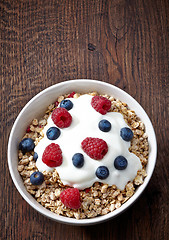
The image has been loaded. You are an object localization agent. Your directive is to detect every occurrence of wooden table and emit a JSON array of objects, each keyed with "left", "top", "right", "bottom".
[{"left": 1, "top": 0, "right": 168, "bottom": 239}]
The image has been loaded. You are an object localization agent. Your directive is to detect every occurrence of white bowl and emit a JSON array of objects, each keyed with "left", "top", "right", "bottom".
[{"left": 8, "top": 79, "right": 157, "bottom": 225}]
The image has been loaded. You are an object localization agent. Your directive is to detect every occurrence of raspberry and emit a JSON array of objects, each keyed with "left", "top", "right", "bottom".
[
  {"left": 60, "top": 188, "right": 81, "bottom": 209},
  {"left": 81, "top": 137, "right": 108, "bottom": 160},
  {"left": 91, "top": 96, "right": 111, "bottom": 115},
  {"left": 51, "top": 107, "right": 72, "bottom": 128},
  {"left": 42, "top": 143, "right": 62, "bottom": 167}
]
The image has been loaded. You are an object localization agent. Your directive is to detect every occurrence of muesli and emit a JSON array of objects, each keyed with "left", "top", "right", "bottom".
[{"left": 18, "top": 92, "right": 148, "bottom": 219}]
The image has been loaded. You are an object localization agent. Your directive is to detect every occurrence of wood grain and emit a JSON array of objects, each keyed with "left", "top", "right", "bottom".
[{"left": 1, "top": 0, "right": 169, "bottom": 239}]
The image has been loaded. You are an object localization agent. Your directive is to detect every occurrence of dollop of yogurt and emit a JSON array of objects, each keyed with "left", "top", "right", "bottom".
[{"left": 35, "top": 94, "right": 142, "bottom": 190}]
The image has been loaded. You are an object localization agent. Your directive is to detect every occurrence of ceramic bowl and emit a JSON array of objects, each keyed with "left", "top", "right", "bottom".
[{"left": 8, "top": 79, "right": 157, "bottom": 225}]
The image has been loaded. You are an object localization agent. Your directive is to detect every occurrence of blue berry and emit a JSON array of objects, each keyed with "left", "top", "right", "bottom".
[
  {"left": 72, "top": 153, "right": 84, "bottom": 168},
  {"left": 60, "top": 99, "right": 73, "bottom": 111},
  {"left": 95, "top": 166, "right": 109, "bottom": 179},
  {"left": 19, "top": 138, "right": 35, "bottom": 154},
  {"left": 33, "top": 152, "right": 38, "bottom": 161},
  {"left": 99, "top": 119, "right": 111, "bottom": 132},
  {"left": 120, "top": 127, "right": 133, "bottom": 141},
  {"left": 30, "top": 171, "right": 44, "bottom": 185},
  {"left": 46, "top": 127, "right": 61, "bottom": 140},
  {"left": 114, "top": 156, "right": 128, "bottom": 170}
]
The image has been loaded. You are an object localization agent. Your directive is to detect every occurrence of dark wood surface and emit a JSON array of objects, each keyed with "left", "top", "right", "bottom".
[{"left": 1, "top": 0, "right": 169, "bottom": 239}]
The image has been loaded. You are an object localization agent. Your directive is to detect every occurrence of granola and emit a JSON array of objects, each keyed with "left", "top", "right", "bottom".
[{"left": 18, "top": 92, "right": 148, "bottom": 219}]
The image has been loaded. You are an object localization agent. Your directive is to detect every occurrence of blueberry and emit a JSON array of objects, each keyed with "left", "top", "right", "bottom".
[
  {"left": 99, "top": 119, "right": 111, "bottom": 132},
  {"left": 19, "top": 138, "right": 35, "bottom": 154},
  {"left": 46, "top": 127, "right": 61, "bottom": 140},
  {"left": 72, "top": 153, "right": 84, "bottom": 168},
  {"left": 95, "top": 166, "right": 109, "bottom": 179},
  {"left": 114, "top": 156, "right": 128, "bottom": 170},
  {"left": 33, "top": 152, "right": 38, "bottom": 161},
  {"left": 120, "top": 127, "right": 133, "bottom": 141},
  {"left": 60, "top": 99, "right": 73, "bottom": 111},
  {"left": 30, "top": 171, "right": 44, "bottom": 185}
]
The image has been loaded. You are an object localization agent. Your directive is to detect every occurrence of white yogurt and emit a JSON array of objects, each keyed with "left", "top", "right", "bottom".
[{"left": 35, "top": 94, "right": 142, "bottom": 190}]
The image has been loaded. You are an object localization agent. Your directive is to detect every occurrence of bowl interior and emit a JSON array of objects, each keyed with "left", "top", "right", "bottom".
[{"left": 8, "top": 79, "right": 157, "bottom": 225}]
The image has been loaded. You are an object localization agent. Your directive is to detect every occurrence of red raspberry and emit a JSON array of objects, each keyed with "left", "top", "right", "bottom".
[
  {"left": 91, "top": 96, "right": 111, "bottom": 115},
  {"left": 51, "top": 107, "right": 72, "bottom": 128},
  {"left": 42, "top": 143, "right": 62, "bottom": 167},
  {"left": 60, "top": 188, "right": 81, "bottom": 209},
  {"left": 81, "top": 137, "right": 108, "bottom": 160},
  {"left": 67, "top": 92, "right": 75, "bottom": 98}
]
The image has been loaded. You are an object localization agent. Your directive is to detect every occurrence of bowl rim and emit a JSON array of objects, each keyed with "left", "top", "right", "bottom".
[{"left": 7, "top": 79, "right": 157, "bottom": 225}]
